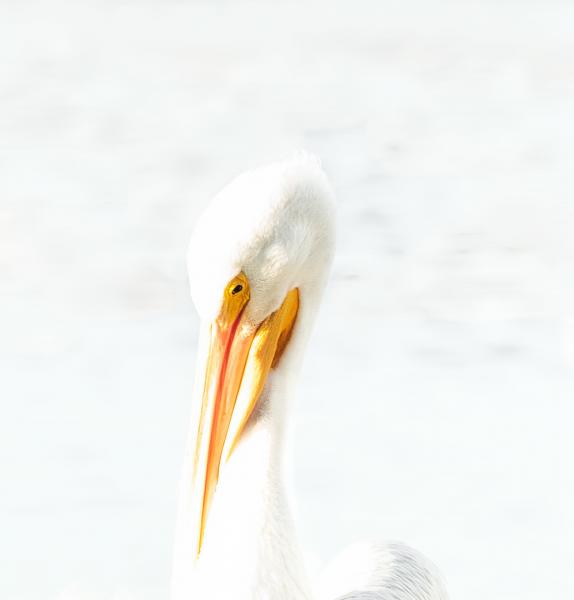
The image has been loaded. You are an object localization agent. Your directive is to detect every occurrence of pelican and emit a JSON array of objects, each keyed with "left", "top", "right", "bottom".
[{"left": 171, "top": 155, "right": 448, "bottom": 600}]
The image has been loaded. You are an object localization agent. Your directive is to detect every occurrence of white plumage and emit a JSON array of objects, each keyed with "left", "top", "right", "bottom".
[
  {"left": 171, "top": 154, "right": 448, "bottom": 600},
  {"left": 316, "top": 542, "right": 447, "bottom": 600}
]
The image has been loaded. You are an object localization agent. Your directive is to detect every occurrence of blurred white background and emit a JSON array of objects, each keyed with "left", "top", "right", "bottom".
[{"left": 1, "top": 1, "right": 573, "bottom": 599}]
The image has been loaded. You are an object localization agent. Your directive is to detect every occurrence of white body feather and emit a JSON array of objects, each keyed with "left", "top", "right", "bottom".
[{"left": 316, "top": 542, "right": 448, "bottom": 600}]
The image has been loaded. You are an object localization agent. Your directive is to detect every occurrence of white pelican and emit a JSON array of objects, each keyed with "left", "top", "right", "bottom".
[{"left": 171, "top": 155, "right": 448, "bottom": 600}]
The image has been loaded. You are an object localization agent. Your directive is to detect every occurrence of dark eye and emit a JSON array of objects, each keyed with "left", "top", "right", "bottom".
[{"left": 231, "top": 284, "right": 243, "bottom": 295}]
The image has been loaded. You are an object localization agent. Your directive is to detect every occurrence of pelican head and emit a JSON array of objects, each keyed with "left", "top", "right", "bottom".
[
  {"left": 174, "top": 156, "right": 447, "bottom": 600},
  {"left": 184, "top": 155, "right": 335, "bottom": 558}
]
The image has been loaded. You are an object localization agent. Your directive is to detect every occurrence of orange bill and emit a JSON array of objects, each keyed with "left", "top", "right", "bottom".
[{"left": 190, "top": 272, "right": 299, "bottom": 556}]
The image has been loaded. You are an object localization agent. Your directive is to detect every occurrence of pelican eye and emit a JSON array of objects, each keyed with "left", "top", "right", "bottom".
[{"left": 231, "top": 284, "right": 243, "bottom": 295}]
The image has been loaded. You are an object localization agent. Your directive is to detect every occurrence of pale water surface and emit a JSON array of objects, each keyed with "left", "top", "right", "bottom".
[{"left": 1, "top": 1, "right": 573, "bottom": 599}]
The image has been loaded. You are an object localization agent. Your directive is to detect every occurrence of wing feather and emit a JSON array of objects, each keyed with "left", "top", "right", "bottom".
[{"left": 315, "top": 541, "right": 448, "bottom": 600}]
